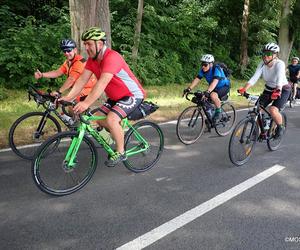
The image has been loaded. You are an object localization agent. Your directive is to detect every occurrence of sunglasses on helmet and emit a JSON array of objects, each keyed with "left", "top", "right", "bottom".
[{"left": 262, "top": 51, "right": 274, "bottom": 57}]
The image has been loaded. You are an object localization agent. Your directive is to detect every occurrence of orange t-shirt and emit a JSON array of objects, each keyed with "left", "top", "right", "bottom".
[{"left": 59, "top": 54, "right": 96, "bottom": 97}]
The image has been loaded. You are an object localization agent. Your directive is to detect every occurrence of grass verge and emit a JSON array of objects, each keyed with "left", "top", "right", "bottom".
[{"left": 0, "top": 79, "right": 264, "bottom": 149}]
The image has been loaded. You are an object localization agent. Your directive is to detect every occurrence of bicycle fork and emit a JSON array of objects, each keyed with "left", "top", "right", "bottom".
[
  {"left": 34, "top": 111, "right": 51, "bottom": 139},
  {"left": 64, "top": 129, "right": 86, "bottom": 168},
  {"left": 188, "top": 109, "right": 201, "bottom": 128},
  {"left": 125, "top": 128, "right": 149, "bottom": 157}
]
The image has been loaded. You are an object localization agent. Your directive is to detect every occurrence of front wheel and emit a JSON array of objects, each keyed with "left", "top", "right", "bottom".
[
  {"left": 124, "top": 121, "right": 164, "bottom": 173},
  {"left": 228, "top": 117, "right": 259, "bottom": 166},
  {"left": 176, "top": 106, "right": 204, "bottom": 145},
  {"left": 9, "top": 112, "right": 61, "bottom": 160},
  {"left": 215, "top": 102, "right": 236, "bottom": 136},
  {"left": 32, "top": 131, "right": 98, "bottom": 196},
  {"left": 267, "top": 112, "right": 287, "bottom": 151}
]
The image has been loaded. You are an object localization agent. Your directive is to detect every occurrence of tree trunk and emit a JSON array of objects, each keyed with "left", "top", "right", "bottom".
[
  {"left": 69, "top": 0, "right": 111, "bottom": 57},
  {"left": 278, "top": 0, "right": 293, "bottom": 66},
  {"left": 132, "top": 0, "right": 144, "bottom": 65},
  {"left": 239, "top": 0, "right": 250, "bottom": 74}
]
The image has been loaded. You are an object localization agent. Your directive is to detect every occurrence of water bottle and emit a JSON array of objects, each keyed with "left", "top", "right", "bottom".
[
  {"left": 204, "top": 102, "right": 214, "bottom": 119},
  {"left": 263, "top": 115, "right": 271, "bottom": 130},
  {"left": 60, "top": 113, "right": 74, "bottom": 126}
]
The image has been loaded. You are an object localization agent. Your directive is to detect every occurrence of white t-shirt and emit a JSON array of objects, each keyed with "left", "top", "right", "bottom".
[{"left": 248, "top": 59, "right": 288, "bottom": 90}]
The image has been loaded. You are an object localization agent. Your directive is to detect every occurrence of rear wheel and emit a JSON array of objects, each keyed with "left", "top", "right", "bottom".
[
  {"left": 176, "top": 106, "right": 204, "bottom": 145},
  {"left": 215, "top": 102, "right": 236, "bottom": 136},
  {"left": 32, "top": 131, "right": 98, "bottom": 196},
  {"left": 228, "top": 117, "right": 258, "bottom": 166},
  {"left": 267, "top": 112, "right": 287, "bottom": 151},
  {"left": 124, "top": 121, "right": 164, "bottom": 173},
  {"left": 9, "top": 112, "right": 61, "bottom": 160}
]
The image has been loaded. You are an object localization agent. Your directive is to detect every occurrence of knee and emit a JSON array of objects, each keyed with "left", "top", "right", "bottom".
[
  {"left": 106, "top": 112, "right": 121, "bottom": 127},
  {"left": 210, "top": 92, "right": 218, "bottom": 100},
  {"left": 269, "top": 106, "right": 278, "bottom": 115}
]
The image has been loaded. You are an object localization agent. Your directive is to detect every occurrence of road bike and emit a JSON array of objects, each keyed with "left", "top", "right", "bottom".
[
  {"left": 176, "top": 91, "right": 236, "bottom": 144},
  {"left": 9, "top": 84, "right": 94, "bottom": 160},
  {"left": 31, "top": 101, "right": 164, "bottom": 196},
  {"left": 228, "top": 92, "right": 287, "bottom": 166}
]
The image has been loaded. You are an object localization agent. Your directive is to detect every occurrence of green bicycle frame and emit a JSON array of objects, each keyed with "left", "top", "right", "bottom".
[{"left": 64, "top": 114, "right": 150, "bottom": 168}]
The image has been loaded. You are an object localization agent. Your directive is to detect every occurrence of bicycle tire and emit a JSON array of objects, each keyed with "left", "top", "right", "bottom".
[
  {"left": 123, "top": 121, "right": 164, "bottom": 173},
  {"left": 267, "top": 112, "right": 287, "bottom": 151},
  {"left": 9, "top": 111, "right": 61, "bottom": 160},
  {"left": 215, "top": 102, "right": 236, "bottom": 136},
  {"left": 228, "top": 117, "right": 259, "bottom": 166},
  {"left": 32, "top": 131, "right": 98, "bottom": 196},
  {"left": 176, "top": 106, "right": 204, "bottom": 145}
]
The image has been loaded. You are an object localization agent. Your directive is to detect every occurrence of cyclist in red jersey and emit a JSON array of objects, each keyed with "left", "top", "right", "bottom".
[
  {"left": 34, "top": 39, "right": 96, "bottom": 101},
  {"left": 59, "top": 27, "right": 145, "bottom": 166}
]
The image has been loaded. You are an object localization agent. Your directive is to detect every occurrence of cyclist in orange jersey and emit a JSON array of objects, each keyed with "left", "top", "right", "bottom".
[{"left": 34, "top": 38, "right": 96, "bottom": 102}]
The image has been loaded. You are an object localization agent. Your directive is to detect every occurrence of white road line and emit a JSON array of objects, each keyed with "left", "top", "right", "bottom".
[{"left": 116, "top": 164, "right": 285, "bottom": 250}]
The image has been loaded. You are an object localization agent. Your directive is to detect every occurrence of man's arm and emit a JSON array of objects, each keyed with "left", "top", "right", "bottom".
[
  {"left": 63, "top": 69, "right": 93, "bottom": 101},
  {"left": 57, "top": 76, "right": 76, "bottom": 93},
  {"left": 34, "top": 69, "right": 63, "bottom": 79},
  {"left": 73, "top": 72, "right": 113, "bottom": 113},
  {"left": 189, "top": 77, "right": 200, "bottom": 89},
  {"left": 207, "top": 79, "right": 219, "bottom": 92}
]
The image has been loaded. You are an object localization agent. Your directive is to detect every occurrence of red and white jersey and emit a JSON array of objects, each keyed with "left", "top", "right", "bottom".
[{"left": 85, "top": 48, "right": 145, "bottom": 101}]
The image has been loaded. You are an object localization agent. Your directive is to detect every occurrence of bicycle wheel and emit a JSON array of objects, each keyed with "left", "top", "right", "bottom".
[
  {"left": 9, "top": 112, "right": 61, "bottom": 160},
  {"left": 176, "top": 106, "right": 204, "bottom": 145},
  {"left": 32, "top": 131, "right": 98, "bottom": 196},
  {"left": 215, "top": 102, "right": 236, "bottom": 136},
  {"left": 123, "top": 121, "right": 164, "bottom": 173},
  {"left": 267, "top": 112, "right": 287, "bottom": 151},
  {"left": 228, "top": 117, "right": 259, "bottom": 166}
]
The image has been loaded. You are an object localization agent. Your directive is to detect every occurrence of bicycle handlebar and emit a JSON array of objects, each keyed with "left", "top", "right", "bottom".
[
  {"left": 57, "top": 99, "right": 91, "bottom": 125},
  {"left": 184, "top": 91, "right": 204, "bottom": 102}
]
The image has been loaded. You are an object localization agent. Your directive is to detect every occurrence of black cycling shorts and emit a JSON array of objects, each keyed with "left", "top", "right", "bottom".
[
  {"left": 259, "top": 85, "right": 291, "bottom": 110},
  {"left": 213, "top": 85, "right": 230, "bottom": 99},
  {"left": 99, "top": 96, "right": 143, "bottom": 119}
]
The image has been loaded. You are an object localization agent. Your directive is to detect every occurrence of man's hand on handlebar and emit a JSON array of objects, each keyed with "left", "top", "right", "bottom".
[
  {"left": 183, "top": 87, "right": 191, "bottom": 97},
  {"left": 73, "top": 101, "right": 89, "bottom": 114},
  {"left": 237, "top": 87, "right": 247, "bottom": 95}
]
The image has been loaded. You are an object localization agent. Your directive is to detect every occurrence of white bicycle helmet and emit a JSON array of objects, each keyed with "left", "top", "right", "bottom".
[
  {"left": 292, "top": 56, "right": 299, "bottom": 61},
  {"left": 201, "top": 54, "right": 214, "bottom": 63},
  {"left": 263, "top": 43, "right": 280, "bottom": 53}
]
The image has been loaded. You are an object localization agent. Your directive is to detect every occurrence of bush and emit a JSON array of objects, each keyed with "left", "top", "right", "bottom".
[{"left": 0, "top": 5, "right": 70, "bottom": 89}]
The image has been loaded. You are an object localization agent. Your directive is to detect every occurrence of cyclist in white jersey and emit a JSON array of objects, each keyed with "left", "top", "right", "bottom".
[{"left": 238, "top": 43, "right": 291, "bottom": 138}]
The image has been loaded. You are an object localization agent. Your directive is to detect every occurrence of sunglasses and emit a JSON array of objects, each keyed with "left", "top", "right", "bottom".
[
  {"left": 201, "top": 63, "right": 209, "bottom": 67},
  {"left": 62, "top": 48, "right": 73, "bottom": 53},
  {"left": 262, "top": 51, "right": 274, "bottom": 57}
]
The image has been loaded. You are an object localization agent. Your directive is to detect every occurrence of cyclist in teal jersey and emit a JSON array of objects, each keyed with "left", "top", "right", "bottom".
[{"left": 183, "top": 54, "right": 230, "bottom": 121}]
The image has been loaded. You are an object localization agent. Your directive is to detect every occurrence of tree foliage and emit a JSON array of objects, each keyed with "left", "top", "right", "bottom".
[
  {"left": 1, "top": 0, "right": 300, "bottom": 89},
  {"left": 0, "top": 4, "right": 70, "bottom": 88}
]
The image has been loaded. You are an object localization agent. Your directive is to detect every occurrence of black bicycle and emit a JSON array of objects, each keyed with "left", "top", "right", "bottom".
[
  {"left": 176, "top": 91, "right": 236, "bottom": 144},
  {"left": 8, "top": 84, "right": 78, "bottom": 160},
  {"left": 228, "top": 92, "right": 287, "bottom": 166}
]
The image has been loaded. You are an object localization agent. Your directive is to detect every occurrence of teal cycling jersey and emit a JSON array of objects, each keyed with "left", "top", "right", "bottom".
[{"left": 197, "top": 65, "right": 230, "bottom": 89}]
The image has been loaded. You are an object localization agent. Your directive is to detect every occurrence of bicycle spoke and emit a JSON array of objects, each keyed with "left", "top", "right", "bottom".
[{"left": 124, "top": 121, "right": 164, "bottom": 173}]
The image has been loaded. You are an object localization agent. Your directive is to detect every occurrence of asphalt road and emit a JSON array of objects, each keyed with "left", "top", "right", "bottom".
[{"left": 1, "top": 104, "right": 300, "bottom": 250}]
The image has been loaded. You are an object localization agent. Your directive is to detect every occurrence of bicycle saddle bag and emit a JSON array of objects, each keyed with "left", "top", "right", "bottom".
[{"left": 127, "top": 101, "right": 159, "bottom": 121}]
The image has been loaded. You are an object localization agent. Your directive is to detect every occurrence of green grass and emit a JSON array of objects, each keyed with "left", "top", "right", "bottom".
[{"left": 0, "top": 79, "right": 265, "bottom": 149}]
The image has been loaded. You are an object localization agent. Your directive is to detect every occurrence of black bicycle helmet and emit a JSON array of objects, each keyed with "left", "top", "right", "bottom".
[{"left": 60, "top": 39, "right": 76, "bottom": 51}]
